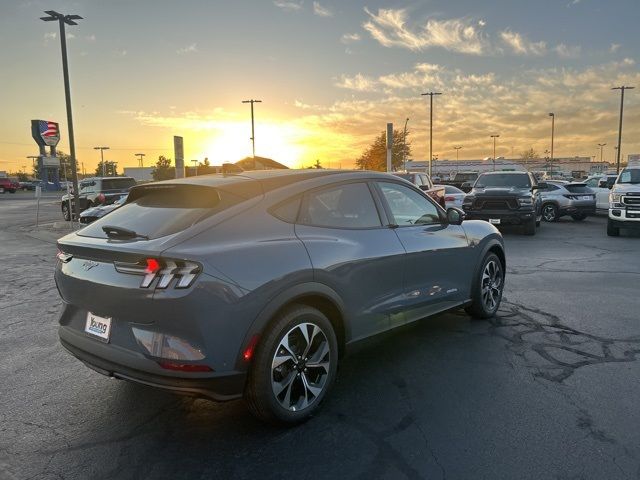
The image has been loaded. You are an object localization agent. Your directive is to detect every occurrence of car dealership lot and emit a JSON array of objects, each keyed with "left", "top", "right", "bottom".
[{"left": 1, "top": 197, "right": 639, "bottom": 479}]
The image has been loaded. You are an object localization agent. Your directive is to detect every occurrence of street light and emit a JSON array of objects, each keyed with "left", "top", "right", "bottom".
[
  {"left": 94, "top": 146, "right": 109, "bottom": 176},
  {"left": 490, "top": 134, "right": 500, "bottom": 171},
  {"left": 421, "top": 91, "right": 442, "bottom": 177},
  {"left": 402, "top": 117, "right": 409, "bottom": 171},
  {"left": 548, "top": 113, "right": 555, "bottom": 171},
  {"left": 597, "top": 143, "right": 606, "bottom": 162},
  {"left": 40, "top": 10, "right": 82, "bottom": 216},
  {"left": 135, "top": 153, "right": 145, "bottom": 167},
  {"left": 612, "top": 86, "right": 634, "bottom": 174},
  {"left": 191, "top": 159, "right": 199, "bottom": 176},
  {"left": 242, "top": 99, "right": 262, "bottom": 158},
  {"left": 453, "top": 146, "right": 462, "bottom": 161}
]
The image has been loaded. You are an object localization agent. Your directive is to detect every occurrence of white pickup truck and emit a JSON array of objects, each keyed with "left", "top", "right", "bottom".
[
  {"left": 585, "top": 174, "right": 618, "bottom": 211},
  {"left": 607, "top": 165, "right": 640, "bottom": 236}
]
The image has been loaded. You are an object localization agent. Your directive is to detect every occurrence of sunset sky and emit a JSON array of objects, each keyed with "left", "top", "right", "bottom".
[{"left": 1, "top": 0, "right": 639, "bottom": 173}]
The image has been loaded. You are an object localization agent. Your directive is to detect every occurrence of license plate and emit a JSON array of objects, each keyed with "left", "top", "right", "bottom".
[
  {"left": 581, "top": 195, "right": 592, "bottom": 200},
  {"left": 85, "top": 312, "right": 112, "bottom": 342},
  {"left": 489, "top": 218, "right": 501, "bottom": 225}
]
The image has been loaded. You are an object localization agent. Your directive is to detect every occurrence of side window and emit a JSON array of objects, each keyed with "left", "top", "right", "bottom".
[
  {"left": 299, "top": 183, "right": 382, "bottom": 229},
  {"left": 378, "top": 182, "right": 441, "bottom": 226},
  {"left": 414, "top": 175, "right": 423, "bottom": 186},
  {"left": 271, "top": 196, "right": 301, "bottom": 223},
  {"left": 422, "top": 175, "right": 433, "bottom": 189}
]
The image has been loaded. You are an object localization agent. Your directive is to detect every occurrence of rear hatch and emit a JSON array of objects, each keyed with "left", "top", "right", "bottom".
[{"left": 564, "top": 184, "right": 595, "bottom": 204}]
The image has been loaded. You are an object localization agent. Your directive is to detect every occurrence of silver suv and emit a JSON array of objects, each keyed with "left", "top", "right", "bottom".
[{"left": 539, "top": 181, "right": 596, "bottom": 222}]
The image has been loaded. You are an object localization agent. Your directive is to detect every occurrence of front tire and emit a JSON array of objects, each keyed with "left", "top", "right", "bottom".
[
  {"left": 607, "top": 219, "right": 620, "bottom": 237},
  {"left": 245, "top": 305, "right": 338, "bottom": 425},
  {"left": 465, "top": 252, "right": 504, "bottom": 319}
]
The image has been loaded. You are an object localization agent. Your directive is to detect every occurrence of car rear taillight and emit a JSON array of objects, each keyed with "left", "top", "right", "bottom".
[
  {"left": 445, "top": 196, "right": 455, "bottom": 202},
  {"left": 97, "top": 193, "right": 106, "bottom": 203},
  {"left": 56, "top": 250, "right": 73, "bottom": 263},
  {"left": 114, "top": 258, "right": 201, "bottom": 289},
  {"left": 157, "top": 361, "right": 213, "bottom": 372}
]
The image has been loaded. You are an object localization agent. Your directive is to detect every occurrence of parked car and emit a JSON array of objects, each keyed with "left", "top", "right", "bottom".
[
  {"left": 61, "top": 176, "right": 136, "bottom": 220},
  {"left": 392, "top": 172, "right": 446, "bottom": 208},
  {"left": 462, "top": 171, "right": 542, "bottom": 235},
  {"left": 19, "top": 181, "right": 37, "bottom": 191},
  {"left": 55, "top": 170, "right": 506, "bottom": 425},
  {"left": 443, "top": 185, "right": 466, "bottom": 210},
  {"left": 0, "top": 177, "right": 19, "bottom": 193},
  {"left": 585, "top": 174, "right": 618, "bottom": 211},
  {"left": 79, "top": 194, "right": 128, "bottom": 224},
  {"left": 538, "top": 181, "right": 596, "bottom": 222},
  {"left": 443, "top": 171, "right": 479, "bottom": 192},
  {"left": 607, "top": 165, "right": 640, "bottom": 236}
]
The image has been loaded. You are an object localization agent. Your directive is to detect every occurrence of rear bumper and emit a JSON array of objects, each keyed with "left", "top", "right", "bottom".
[
  {"left": 560, "top": 205, "right": 596, "bottom": 216},
  {"left": 59, "top": 326, "right": 246, "bottom": 401},
  {"left": 463, "top": 209, "right": 535, "bottom": 225}
]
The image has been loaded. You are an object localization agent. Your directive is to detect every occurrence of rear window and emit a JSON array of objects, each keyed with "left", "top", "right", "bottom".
[
  {"left": 565, "top": 184, "right": 591, "bottom": 194},
  {"left": 102, "top": 178, "right": 136, "bottom": 192},
  {"left": 78, "top": 184, "right": 240, "bottom": 239}
]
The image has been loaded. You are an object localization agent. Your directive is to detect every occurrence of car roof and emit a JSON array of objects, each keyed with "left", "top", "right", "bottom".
[{"left": 479, "top": 171, "right": 528, "bottom": 175}]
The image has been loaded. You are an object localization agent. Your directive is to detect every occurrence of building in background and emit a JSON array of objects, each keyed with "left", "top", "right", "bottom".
[{"left": 123, "top": 167, "right": 155, "bottom": 182}]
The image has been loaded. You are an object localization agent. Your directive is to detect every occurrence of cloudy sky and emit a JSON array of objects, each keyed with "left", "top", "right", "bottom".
[{"left": 1, "top": 0, "right": 639, "bottom": 172}]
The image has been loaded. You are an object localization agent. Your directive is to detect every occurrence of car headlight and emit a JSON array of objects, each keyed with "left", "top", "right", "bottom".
[
  {"left": 518, "top": 197, "right": 533, "bottom": 207},
  {"left": 610, "top": 193, "right": 621, "bottom": 203}
]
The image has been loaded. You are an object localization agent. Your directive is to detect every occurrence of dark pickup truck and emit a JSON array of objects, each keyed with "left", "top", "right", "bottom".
[
  {"left": 61, "top": 176, "right": 136, "bottom": 220},
  {"left": 441, "top": 171, "right": 479, "bottom": 193},
  {"left": 462, "top": 171, "right": 542, "bottom": 235}
]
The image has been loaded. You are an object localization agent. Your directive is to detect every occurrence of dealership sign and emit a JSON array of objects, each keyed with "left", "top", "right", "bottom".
[{"left": 31, "top": 119, "right": 60, "bottom": 148}]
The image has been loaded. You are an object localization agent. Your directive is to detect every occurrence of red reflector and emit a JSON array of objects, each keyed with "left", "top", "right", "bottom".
[
  {"left": 145, "top": 258, "right": 161, "bottom": 274},
  {"left": 445, "top": 196, "right": 455, "bottom": 201},
  {"left": 157, "top": 361, "right": 213, "bottom": 372},
  {"left": 243, "top": 335, "right": 260, "bottom": 362},
  {"left": 97, "top": 193, "right": 106, "bottom": 203}
]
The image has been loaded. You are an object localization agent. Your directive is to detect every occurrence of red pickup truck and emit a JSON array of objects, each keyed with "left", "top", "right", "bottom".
[
  {"left": 0, "top": 177, "right": 19, "bottom": 193},
  {"left": 393, "top": 172, "right": 447, "bottom": 208}
]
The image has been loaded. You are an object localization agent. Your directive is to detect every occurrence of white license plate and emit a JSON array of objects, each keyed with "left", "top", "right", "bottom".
[
  {"left": 85, "top": 312, "right": 112, "bottom": 342},
  {"left": 489, "top": 218, "right": 501, "bottom": 225},
  {"left": 581, "top": 195, "right": 592, "bottom": 200}
]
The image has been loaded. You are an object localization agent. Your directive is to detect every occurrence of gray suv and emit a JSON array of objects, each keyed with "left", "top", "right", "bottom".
[
  {"left": 538, "top": 181, "right": 596, "bottom": 222},
  {"left": 55, "top": 170, "right": 505, "bottom": 425}
]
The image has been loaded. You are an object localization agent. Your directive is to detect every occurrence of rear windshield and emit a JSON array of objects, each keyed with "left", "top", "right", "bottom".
[
  {"left": 78, "top": 184, "right": 240, "bottom": 239},
  {"left": 102, "top": 178, "right": 136, "bottom": 192},
  {"left": 475, "top": 173, "right": 531, "bottom": 188},
  {"left": 565, "top": 184, "right": 591, "bottom": 193}
]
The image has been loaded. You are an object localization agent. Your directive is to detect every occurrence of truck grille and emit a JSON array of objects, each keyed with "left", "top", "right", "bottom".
[
  {"left": 622, "top": 196, "right": 640, "bottom": 206},
  {"left": 474, "top": 198, "right": 518, "bottom": 209}
]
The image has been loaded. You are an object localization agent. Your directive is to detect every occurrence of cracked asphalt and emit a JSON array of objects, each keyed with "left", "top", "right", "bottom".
[{"left": 1, "top": 193, "right": 639, "bottom": 480}]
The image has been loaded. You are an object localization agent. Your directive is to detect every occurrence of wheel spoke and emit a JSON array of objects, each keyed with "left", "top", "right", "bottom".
[
  {"left": 273, "top": 370, "right": 296, "bottom": 397},
  {"left": 301, "top": 373, "right": 323, "bottom": 397}
]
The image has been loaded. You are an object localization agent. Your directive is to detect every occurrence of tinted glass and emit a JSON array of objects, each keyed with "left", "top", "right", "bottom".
[
  {"left": 78, "top": 185, "right": 233, "bottom": 239},
  {"left": 444, "top": 185, "right": 464, "bottom": 194},
  {"left": 543, "top": 183, "right": 561, "bottom": 191},
  {"left": 565, "top": 184, "right": 591, "bottom": 193},
  {"left": 300, "top": 183, "right": 381, "bottom": 228},
  {"left": 379, "top": 182, "right": 441, "bottom": 226},
  {"left": 475, "top": 173, "right": 531, "bottom": 188},
  {"left": 419, "top": 175, "right": 431, "bottom": 187},
  {"left": 457, "top": 173, "right": 478, "bottom": 181},
  {"left": 585, "top": 178, "right": 598, "bottom": 187},
  {"left": 102, "top": 178, "right": 136, "bottom": 192},
  {"left": 272, "top": 196, "right": 301, "bottom": 223},
  {"left": 393, "top": 173, "right": 415, "bottom": 183},
  {"left": 618, "top": 169, "right": 640, "bottom": 184}
]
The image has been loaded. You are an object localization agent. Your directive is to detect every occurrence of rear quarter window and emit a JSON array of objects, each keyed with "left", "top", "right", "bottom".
[{"left": 565, "top": 185, "right": 591, "bottom": 194}]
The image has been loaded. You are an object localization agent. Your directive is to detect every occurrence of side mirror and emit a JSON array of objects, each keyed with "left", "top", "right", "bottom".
[{"left": 446, "top": 207, "right": 465, "bottom": 225}]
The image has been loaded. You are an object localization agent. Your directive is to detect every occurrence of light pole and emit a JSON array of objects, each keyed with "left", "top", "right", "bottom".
[
  {"left": 40, "top": 10, "right": 82, "bottom": 216},
  {"left": 135, "top": 153, "right": 145, "bottom": 167},
  {"left": 490, "top": 134, "right": 500, "bottom": 171},
  {"left": 612, "top": 86, "right": 634, "bottom": 174},
  {"left": 549, "top": 113, "right": 555, "bottom": 171},
  {"left": 402, "top": 117, "right": 409, "bottom": 171},
  {"left": 453, "top": 146, "right": 462, "bottom": 161},
  {"left": 27, "top": 156, "right": 39, "bottom": 177},
  {"left": 421, "top": 91, "right": 442, "bottom": 177},
  {"left": 94, "top": 146, "right": 109, "bottom": 176},
  {"left": 191, "top": 159, "right": 199, "bottom": 177},
  {"left": 597, "top": 143, "right": 606, "bottom": 163},
  {"left": 242, "top": 99, "right": 262, "bottom": 158}
]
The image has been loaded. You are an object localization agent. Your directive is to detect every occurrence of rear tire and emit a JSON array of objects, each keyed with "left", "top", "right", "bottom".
[
  {"left": 244, "top": 304, "right": 338, "bottom": 425},
  {"left": 542, "top": 203, "right": 558, "bottom": 222},
  {"left": 523, "top": 217, "right": 536, "bottom": 235},
  {"left": 607, "top": 219, "right": 620, "bottom": 237},
  {"left": 62, "top": 203, "right": 71, "bottom": 221},
  {"left": 465, "top": 252, "right": 504, "bottom": 319}
]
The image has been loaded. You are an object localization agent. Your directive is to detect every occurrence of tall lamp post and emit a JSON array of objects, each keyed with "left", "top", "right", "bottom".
[
  {"left": 402, "top": 117, "right": 409, "bottom": 171},
  {"left": 490, "top": 134, "right": 500, "bottom": 171},
  {"left": 453, "top": 146, "right": 462, "bottom": 161},
  {"left": 40, "top": 10, "right": 82, "bottom": 216},
  {"left": 191, "top": 160, "right": 199, "bottom": 177},
  {"left": 612, "top": 86, "right": 634, "bottom": 174},
  {"left": 549, "top": 113, "right": 555, "bottom": 172},
  {"left": 421, "top": 91, "right": 442, "bottom": 177},
  {"left": 94, "top": 146, "right": 109, "bottom": 176},
  {"left": 597, "top": 143, "right": 606, "bottom": 163},
  {"left": 242, "top": 99, "right": 262, "bottom": 158}
]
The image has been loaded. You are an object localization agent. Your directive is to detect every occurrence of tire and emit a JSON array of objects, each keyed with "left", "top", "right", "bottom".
[
  {"left": 523, "top": 217, "right": 536, "bottom": 235},
  {"left": 62, "top": 203, "right": 71, "bottom": 221},
  {"left": 571, "top": 213, "right": 587, "bottom": 221},
  {"left": 244, "top": 304, "right": 338, "bottom": 425},
  {"left": 607, "top": 219, "right": 620, "bottom": 237},
  {"left": 465, "top": 252, "right": 504, "bottom": 319},
  {"left": 542, "top": 203, "right": 558, "bottom": 222}
]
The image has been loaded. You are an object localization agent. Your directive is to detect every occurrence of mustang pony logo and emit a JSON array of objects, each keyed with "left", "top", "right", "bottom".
[{"left": 81, "top": 261, "right": 99, "bottom": 271}]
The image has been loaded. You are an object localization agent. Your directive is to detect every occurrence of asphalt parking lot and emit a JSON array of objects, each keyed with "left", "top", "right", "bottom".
[{"left": 1, "top": 194, "right": 639, "bottom": 480}]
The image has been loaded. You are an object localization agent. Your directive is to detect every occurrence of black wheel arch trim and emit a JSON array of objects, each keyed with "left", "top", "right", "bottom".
[{"left": 470, "top": 237, "right": 505, "bottom": 297}]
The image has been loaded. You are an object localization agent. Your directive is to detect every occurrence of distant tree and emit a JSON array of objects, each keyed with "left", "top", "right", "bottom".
[
  {"left": 95, "top": 160, "right": 118, "bottom": 177},
  {"left": 519, "top": 148, "right": 539, "bottom": 160},
  {"left": 16, "top": 172, "right": 29, "bottom": 181},
  {"left": 152, "top": 156, "right": 174, "bottom": 181},
  {"left": 356, "top": 130, "right": 411, "bottom": 171},
  {"left": 314, "top": 159, "right": 323, "bottom": 169},
  {"left": 203, "top": 157, "right": 211, "bottom": 167}
]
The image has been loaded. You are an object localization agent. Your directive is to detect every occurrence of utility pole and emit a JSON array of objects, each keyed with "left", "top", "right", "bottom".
[
  {"left": 40, "top": 10, "right": 82, "bottom": 217},
  {"left": 135, "top": 153, "right": 145, "bottom": 167},
  {"left": 242, "top": 99, "right": 262, "bottom": 158},
  {"left": 549, "top": 113, "right": 555, "bottom": 171},
  {"left": 421, "top": 92, "right": 442, "bottom": 177},
  {"left": 454, "top": 146, "right": 462, "bottom": 161},
  {"left": 94, "top": 146, "right": 109, "bottom": 176},
  {"left": 27, "top": 156, "right": 38, "bottom": 176},
  {"left": 597, "top": 143, "right": 606, "bottom": 163},
  {"left": 490, "top": 134, "right": 500, "bottom": 171},
  {"left": 402, "top": 117, "right": 409, "bottom": 171},
  {"left": 191, "top": 159, "right": 199, "bottom": 177},
  {"left": 612, "top": 86, "right": 634, "bottom": 174}
]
